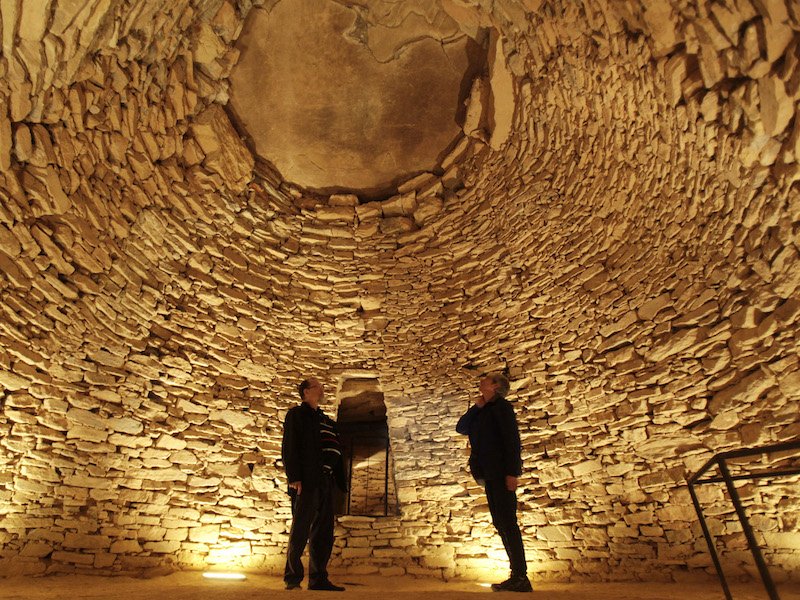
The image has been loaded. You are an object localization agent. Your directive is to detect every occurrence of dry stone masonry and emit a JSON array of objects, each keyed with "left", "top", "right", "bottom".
[{"left": 0, "top": 0, "right": 799, "bottom": 586}]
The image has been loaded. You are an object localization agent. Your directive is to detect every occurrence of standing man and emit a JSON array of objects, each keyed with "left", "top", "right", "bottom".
[
  {"left": 282, "top": 378, "right": 347, "bottom": 591},
  {"left": 456, "top": 372, "right": 532, "bottom": 592}
]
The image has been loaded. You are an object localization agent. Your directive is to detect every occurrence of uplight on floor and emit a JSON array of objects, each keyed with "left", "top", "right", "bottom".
[{"left": 202, "top": 572, "right": 247, "bottom": 581}]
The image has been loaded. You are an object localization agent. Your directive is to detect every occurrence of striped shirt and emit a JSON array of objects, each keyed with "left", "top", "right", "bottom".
[{"left": 319, "top": 410, "right": 342, "bottom": 473}]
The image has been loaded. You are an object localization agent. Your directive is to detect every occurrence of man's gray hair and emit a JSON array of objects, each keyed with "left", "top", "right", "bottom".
[{"left": 489, "top": 372, "right": 510, "bottom": 397}]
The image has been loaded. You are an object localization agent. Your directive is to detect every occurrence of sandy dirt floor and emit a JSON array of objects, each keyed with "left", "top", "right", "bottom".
[{"left": 1, "top": 572, "right": 798, "bottom": 600}]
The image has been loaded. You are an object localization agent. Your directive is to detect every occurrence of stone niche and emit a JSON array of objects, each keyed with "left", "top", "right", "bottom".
[{"left": 228, "top": 0, "right": 487, "bottom": 199}]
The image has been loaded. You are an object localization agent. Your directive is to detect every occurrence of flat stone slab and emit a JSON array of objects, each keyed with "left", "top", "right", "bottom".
[{"left": 228, "top": 0, "right": 478, "bottom": 197}]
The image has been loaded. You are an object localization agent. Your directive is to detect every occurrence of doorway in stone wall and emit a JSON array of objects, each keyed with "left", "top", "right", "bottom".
[{"left": 335, "top": 377, "right": 398, "bottom": 516}]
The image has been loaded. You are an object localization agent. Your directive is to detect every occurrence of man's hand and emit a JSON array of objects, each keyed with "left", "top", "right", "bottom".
[
  {"left": 289, "top": 481, "right": 302, "bottom": 495},
  {"left": 505, "top": 475, "right": 518, "bottom": 492}
]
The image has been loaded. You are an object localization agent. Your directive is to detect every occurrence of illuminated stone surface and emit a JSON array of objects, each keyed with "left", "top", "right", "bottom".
[
  {"left": 0, "top": 0, "right": 799, "bottom": 586},
  {"left": 228, "top": 0, "right": 478, "bottom": 196}
]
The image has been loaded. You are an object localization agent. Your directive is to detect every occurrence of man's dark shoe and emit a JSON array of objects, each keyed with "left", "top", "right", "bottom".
[
  {"left": 491, "top": 575, "right": 532, "bottom": 592},
  {"left": 285, "top": 581, "right": 301, "bottom": 590},
  {"left": 308, "top": 580, "right": 345, "bottom": 591}
]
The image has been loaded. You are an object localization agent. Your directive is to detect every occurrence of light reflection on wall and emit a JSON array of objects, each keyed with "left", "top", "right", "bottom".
[
  {"left": 207, "top": 541, "right": 256, "bottom": 569},
  {"left": 453, "top": 539, "right": 548, "bottom": 580},
  {"left": 455, "top": 537, "right": 559, "bottom": 582},
  {"left": 204, "top": 541, "right": 284, "bottom": 571}
]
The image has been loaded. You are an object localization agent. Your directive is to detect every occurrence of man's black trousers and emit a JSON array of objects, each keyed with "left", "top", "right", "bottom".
[
  {"left": 485, "top": 477, "right": 527, "bottom": 576},
  {"left": 284, "top": 473, "right": 334, "bottom": 586}
]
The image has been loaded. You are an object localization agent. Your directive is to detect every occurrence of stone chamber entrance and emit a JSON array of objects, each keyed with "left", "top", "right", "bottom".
[
  {"left": 1, "top": 0, "right": 799, "bottom": 597},
  {"left": 335, "top": 376, "right": 399, "bottom": 517}
]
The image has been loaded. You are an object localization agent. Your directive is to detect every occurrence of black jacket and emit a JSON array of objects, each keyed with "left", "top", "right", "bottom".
[
  {"left": 456, "top": 394, "right": 522, "bottom": 481},
  {"left": 281, "top": 402, "right": 347, "bottom": 492}
]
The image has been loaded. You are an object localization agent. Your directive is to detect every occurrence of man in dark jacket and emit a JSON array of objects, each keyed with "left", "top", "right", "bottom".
[
  {"left": 282, "top": 378, "right": 347, "bottom": 591},
  {"left": 456, "top": 372, "right": 531, "bottom": 592}
]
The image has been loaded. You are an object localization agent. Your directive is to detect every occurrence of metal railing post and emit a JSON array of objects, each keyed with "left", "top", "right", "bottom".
[
  {"left": 347, "top": 438, "right": 354, "bottom": 515},
  {"left": 688, "top": 439, "right": 800, "bottom": 600},
  {"left": 688, "top": 473, "right": 732, "bottom": 600},
  {"left": 718, "top": 459, "right": 781, "bottom": 600},
  {"left": 384, "top": 437, "right": 390, "bottom": 516}
]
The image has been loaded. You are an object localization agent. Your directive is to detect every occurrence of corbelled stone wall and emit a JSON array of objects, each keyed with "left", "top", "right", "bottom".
[{"left": 1, "top": 0, "right": 799, "bottom": 584}]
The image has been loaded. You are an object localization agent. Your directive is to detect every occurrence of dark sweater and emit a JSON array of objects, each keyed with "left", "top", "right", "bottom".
[
  {"left": 282, "top": 402, "right": 347, "bottom": 492},
  {"left": 456, "top": 394, "right": 522, "bottom": 481}
]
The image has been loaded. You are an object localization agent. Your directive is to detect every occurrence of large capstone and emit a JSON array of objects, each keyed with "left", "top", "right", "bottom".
[{"left": 228, "top": 0, "right": 483, "bottom": 197}]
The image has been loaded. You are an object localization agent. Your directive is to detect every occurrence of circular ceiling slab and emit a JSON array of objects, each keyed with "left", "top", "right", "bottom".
[{"left": 228, "top": 0, "right": 480, "bottom": 198}]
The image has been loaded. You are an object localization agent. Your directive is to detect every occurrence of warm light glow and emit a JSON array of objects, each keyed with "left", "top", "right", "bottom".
[
  {"left": 478, "top": 582, "right": 493, "bottom": 588},
  {"left": 207, "top": 541, "right": 253, "bottom": 567},
  {"left": 202, "top": 572, "right": 247, "bottom": 581}
]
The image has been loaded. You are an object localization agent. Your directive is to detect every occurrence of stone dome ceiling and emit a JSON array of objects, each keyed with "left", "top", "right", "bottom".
[
  {"left": 228, "top": 0, "right": 485, "bottom": 198},
  {"left": 1, "top": 0, "right": 799, "bottom": 585}
]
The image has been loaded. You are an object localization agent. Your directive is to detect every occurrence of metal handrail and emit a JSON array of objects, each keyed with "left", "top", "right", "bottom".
[
  {"left": 687, "top": 439, "right": 800, "bottom": 600},
  {"left": 688, "top": 440, "right": 800, "bottom": 483}
]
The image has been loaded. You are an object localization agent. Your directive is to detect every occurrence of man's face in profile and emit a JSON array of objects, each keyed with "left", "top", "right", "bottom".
[
  {"left": 304, "top": 379, "right": 324, "bottom": 403},
  {"left": 479, "top": 376, "right": 498, "bottom": 397}
]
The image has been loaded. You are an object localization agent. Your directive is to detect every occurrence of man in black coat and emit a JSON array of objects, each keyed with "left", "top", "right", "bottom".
[
  {"left": 456, "top": 372, "right": 532, "bottom": 592},
  {"left": 281, "top": 378, "right": 347, "bottom": 591}
]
